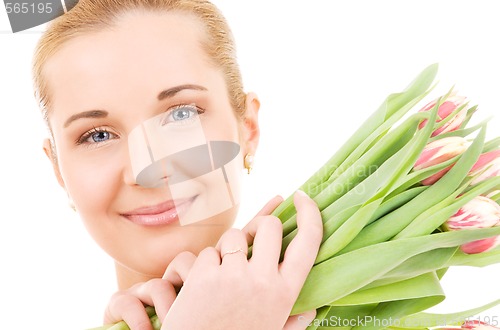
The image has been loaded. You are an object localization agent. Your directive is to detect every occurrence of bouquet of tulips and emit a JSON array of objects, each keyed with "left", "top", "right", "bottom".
[{"left": 91, "top": 64, "right": 500, "bottom": 330}]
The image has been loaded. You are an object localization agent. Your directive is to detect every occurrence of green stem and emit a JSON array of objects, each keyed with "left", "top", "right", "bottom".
[
  {"left": 339, "top": 126, "right": 486, "bottom": 253},
  {"left": 273, "top": 64, "right": 438, "bottom": 225}
]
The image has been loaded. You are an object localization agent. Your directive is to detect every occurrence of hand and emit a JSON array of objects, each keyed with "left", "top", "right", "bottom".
[
  {"left": 162, "top": 191, "right": 323, "bottom": 330},
  {"left": 103, "top": 277, "right": 181, "bottom": 330},
  {"left": 100, "top": 197, "right": 284, "bottom": 330}
]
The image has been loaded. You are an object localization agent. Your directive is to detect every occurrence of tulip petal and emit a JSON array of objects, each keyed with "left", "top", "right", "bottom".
[
  {"left": 461, "top": 236, "right": 500, "bottom": 254},
  {"left": 470, "top": 150, "right": 500, "bottom": 173},
  {"left": 462, "top": 320, "right": 500, "bottom": 330}
]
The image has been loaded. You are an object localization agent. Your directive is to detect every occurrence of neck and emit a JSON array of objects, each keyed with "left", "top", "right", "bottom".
[{"left": 115, "top": 261, "right": 156, "bottom": 290}]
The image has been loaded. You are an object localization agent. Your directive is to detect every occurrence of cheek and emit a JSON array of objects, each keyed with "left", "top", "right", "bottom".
[
  {"left": 60, "top": 151, "right": 126, "bottom": 259},
  {"left": 201, "top": 151, "right": 243, "bottom": 219},
  {"left": 200, "top": 116, "right": 244, "bottom": 212},
  {"left": 58, "top": 151, "right": 123, "bottom": 217}
]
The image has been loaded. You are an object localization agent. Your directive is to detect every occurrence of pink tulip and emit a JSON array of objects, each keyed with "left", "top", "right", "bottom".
[
  {"left": 468, "top": 150, "right": 500, "bottom": 185},
  {"left": 444, "top": 196, "right": 500, "bottom": 254},
  {"left": 434, "top": 321, "right": 500, "bottom": 330},
  {"left": 445, "top": 196, "right": 500, "bottom": 230},
  {"left": 462, "top": 321, "right": 500, "bottom": 330},
  {"left": 419, "top": 94, "right": 468, "bottom": 137},
  {"left": 414, "top": 137, "right": 470, "bottom": 185},
  {"left": 461, "top": 235, "right": 500, "bottom": 254}
]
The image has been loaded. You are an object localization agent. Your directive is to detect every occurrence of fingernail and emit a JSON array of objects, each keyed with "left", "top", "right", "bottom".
[{"left": 296, "top": 189, "right": 309, "bottom": 198}]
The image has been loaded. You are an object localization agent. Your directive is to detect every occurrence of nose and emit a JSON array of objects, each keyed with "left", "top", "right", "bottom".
[
  {"left": 129, "top": 141, "right": 241, "bottom": 188},
  {"left": 126, "top": 121, "right": 201, "bottom": 188},
  {"left": 127, "top": 113, "right": 241, "bottom": 188},
  {"left": 135, "top": 144, "right": 212, "bottom": 188}
]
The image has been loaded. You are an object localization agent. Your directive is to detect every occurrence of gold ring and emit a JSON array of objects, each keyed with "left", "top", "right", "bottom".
[{"left": 221, "top": 248, "right": 246, "bottom": 258}]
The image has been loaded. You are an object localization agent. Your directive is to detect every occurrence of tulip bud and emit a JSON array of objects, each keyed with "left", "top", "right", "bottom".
[
  {"left": 419, "top": 95, "right": 468, "bottom": 137},
  {"left": 462, "top": 321, "right": 500, "bottom": 330},
  {"left": 434, "top": 321, "right": 500, "bottom": 330},
  {"left": 414, "top": 137, "right": 470, "bottom": 185},
  {"left": 443, "top": 196, "right": 500, "bottom": 254},
  {"left": 469, "top": 150, "right": 500, "bottom": 185},
  {"left": 445, "top": 196, "right": 500, "bottom": 230},
  {"left": 460, "top": 235, "right": 500, "bottom": 254}
]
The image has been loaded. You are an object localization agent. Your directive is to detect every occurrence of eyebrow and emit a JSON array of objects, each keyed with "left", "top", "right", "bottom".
[
  {"left": 64, "top": 84, "right": 207, "bottom": 128},
  {"left": 157, "top": 84, "right": 207, "bottom": 100},
  {"left": 64, "top": 110, "right": 108, "bottom": 128}
]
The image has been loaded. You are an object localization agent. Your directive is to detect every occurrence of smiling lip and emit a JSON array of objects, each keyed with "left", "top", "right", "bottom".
[{"left": 121, "top": 197, "right": 196, "bottom": 226}]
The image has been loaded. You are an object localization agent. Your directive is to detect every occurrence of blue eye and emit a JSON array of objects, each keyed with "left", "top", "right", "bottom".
[
  {"left": 77, "top": 128, "right": 118, "bottom": 145},
  {"left": 91, "top": 130, "right": 111, "bottom": 143},
  {"left": 161, "top": 104, "right": 205, "bottom": 125},
  {"left": 172, "top": 107, "right": 192, "bottom": 121}
]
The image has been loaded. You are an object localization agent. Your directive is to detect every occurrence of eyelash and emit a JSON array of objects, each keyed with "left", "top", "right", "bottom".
[
  {"left": 76, "top": 126, "right": 118, "bottom": 146},
  {"left": 75, "top": 104, "right": 206, "bottom": 146},
  {"left": 160, "top": 103, "right": 206, "bottom": 126}
]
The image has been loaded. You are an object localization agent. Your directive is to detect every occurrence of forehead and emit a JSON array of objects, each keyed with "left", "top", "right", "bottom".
[{"left": 43, "top": 10, "right": 213, "bottom": 113}]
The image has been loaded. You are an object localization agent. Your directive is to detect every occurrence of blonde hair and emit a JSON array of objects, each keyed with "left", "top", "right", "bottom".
[{"left": 32, "top": 0, "right": 246, "bottom": 125}]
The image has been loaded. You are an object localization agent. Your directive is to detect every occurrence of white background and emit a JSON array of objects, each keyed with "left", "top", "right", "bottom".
[{"left": 1, "top": 0, "right": 499, "bottom": 328}]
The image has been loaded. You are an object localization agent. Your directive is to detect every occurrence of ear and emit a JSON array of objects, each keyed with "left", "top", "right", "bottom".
[
  {"left": 43, "top": 138, "right": 66, "bottom": 189},
  {"left": 241, "top": 92, "right": 260, "bottom": 156}
]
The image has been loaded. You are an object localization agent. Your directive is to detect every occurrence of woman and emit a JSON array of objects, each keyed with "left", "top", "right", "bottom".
[{"left": 32, "top": 0, "right": 323, "bottom": 329}]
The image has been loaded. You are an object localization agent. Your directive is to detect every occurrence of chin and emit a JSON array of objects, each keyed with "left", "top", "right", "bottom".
[{"left": 121, "top": 206, "right": 239, "bottom": 278}]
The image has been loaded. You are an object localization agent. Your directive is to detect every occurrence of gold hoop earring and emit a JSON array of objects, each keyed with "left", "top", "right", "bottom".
[
  {"left": 244, "top": 153, "right": 254, "bottom": 174},
  {"left": 69, "top": 201, "right": 76, "bottom": 212},
  {"left": 68, "top": 194, "right": 76, "bottom": 212}
]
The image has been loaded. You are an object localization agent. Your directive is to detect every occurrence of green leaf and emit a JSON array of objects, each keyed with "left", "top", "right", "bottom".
[
  {"left": 321, "top": 113, "right": 428, "bottom": 220},
  {"left": 446, "top": 246, "right": 500, "bottom": 267},
  {"left": 395, "top": 175, "right": 500, "bottom": 239},
  {"left": 365, "top": 248, "right": 457, "bottom": 289},
  {"left": 331, "top": 272, "right": 444, "bottom": 306},
  {"left": 432, "top": 102, "right": 469, "bottom": 133},
  {"left": 315, "top": 199, "right": 383, "bottom": 263},
  {"left": 313, "top": 108, "right": 438, "bottom": 261},
  {"left": 274, "top": 64, "right": 438, "bottom": 228},
  {"left": 341, "top": 126, "right": 486, "bottom": 252},
  {"left": 386, "top": 157, "right": 458, "bottom": 198},
  {"left": 281, "top": 204, "right": 361, "bottom": 260},
  {"left": 398, "top": 299, "right": 500, "bottom": 328},
  {"left": 483, "top": 137, "right": 500, "bottom": 153},
  {"left": 370, "top": 187, "right": 428, "bottom": 225},
  {"left": 282, "top": 111, "right": 430, "bottom": 244},
  {"left": 292, "top": 226, "right": 500, "bottom": 314},
  {"left": 429, "top": 117, "right": 490, "bottom": 142},
  {"left": 313, "top": 112, "right": 428, "bottom": 216},
  {"left": 352, "top": 294, "right": 445, "bottom": 330},
  {"left": 313, "top": 304, "right": 378, "bottom": 329},
  {"left": 306, "top": 306, "right": 334, "bottom": 330},
  {"left": 488, "top": 190, "right": 500, "bottom": 203},
  {"left": 459, "top": 105, "right": 479, "bottom": 129}
]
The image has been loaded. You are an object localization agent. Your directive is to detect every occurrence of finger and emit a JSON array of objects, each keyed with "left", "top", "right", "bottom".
[
  {"left": 104, "top": 294, "right": 152, "bottom": 330},
  {"left": 279, "top": 190, "right": 322, "bottom": 296},
  {"left": 283, "top": 310, "right": 317, "bottom": 330},
  {"left": 254, "top": 195, "right": 284, "bottom": 217},
  {"left": 242, "top": 195, "right": 283, "bottom": 246},
  {"left": 215, "top": 228, "right": 249, "bottom": 266},
  {"left": 136, "top": 279, "right": 177, "bottom": 322},
  {"left": 163, "top": 251, "right": 197, "bottom": 289},
  {"left": 190, "top": 246, "right": 221, "bottom": 272},
  {"left": 247, "top": 215, "right": 283, "bottom": 274}
]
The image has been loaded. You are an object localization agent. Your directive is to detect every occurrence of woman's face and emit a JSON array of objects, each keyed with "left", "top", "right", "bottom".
[{"left": 43, "top": 11, "right": 258, "bottom": 280}]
